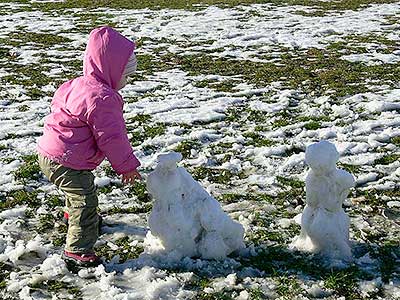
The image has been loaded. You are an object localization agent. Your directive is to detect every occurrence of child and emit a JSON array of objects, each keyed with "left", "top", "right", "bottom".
[{"left": 37, "top": 26, "right": 141, "bottom": 268}]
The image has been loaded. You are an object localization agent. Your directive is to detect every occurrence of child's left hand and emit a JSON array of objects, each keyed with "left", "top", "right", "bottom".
[{"left": 122, "top": 169, "right": 142, "bottom": 185}]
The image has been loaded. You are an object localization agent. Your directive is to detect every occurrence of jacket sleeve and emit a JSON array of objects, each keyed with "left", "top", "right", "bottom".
[{"left": 86, "top": 95, "right": 140, "bottom": 175}]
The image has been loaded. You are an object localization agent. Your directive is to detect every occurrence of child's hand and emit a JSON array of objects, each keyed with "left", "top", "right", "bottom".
[{"left": 122, "top": 169, "right": 142, "bottom": 185}]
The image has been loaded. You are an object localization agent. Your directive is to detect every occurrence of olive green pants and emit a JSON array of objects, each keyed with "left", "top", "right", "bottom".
[{"left": 38, "top": 155, "right": 99, "bottom": 254}]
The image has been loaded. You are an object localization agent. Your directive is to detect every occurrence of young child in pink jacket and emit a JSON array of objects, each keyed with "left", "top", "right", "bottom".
[{"left": 37, "top": 26, "right": 141, "bottom": 268}]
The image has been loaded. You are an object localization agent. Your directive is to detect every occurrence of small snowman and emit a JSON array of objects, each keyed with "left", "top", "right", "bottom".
[
  {"left": 291, "top": 141, "right": 355, "bottom": 261},
  {"left": 145, "top": 152, "right": 245, "bottom": 260}
]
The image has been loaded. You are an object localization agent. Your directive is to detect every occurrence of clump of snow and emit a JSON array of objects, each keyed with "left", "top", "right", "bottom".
[
  {"left": 0, "top": 206, "right": 27, "bottom": 219},
  {"left": 94, "top": 176, "right": 112, "bottom": 188},
  {"left": 359, "top": 277, "right": 383, "bottom": 298},
  {"left": 145, "top": 152, "right": 245, "bottom": 260},
  {"left": 39, "top": 254, "right": 68, "bottom": 279},
  {"left": 291, "top": 141, "right": 355, "bottom": 262},
  {"left": 306, "top": 283, "right": 333, "bottom": 298},
  {"left": 0, "top": 236, "right": 48, "bottom": 264},
  {"left": 387, "top": 201, "right": 400, "bottom": 208}
]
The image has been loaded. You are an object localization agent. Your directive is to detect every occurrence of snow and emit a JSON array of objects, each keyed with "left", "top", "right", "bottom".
[
  {"left": 0, "top": 0, "right": 399, "bottom": 298},
  {"left": 291, "top": 141, "right": 355, "bottom": 262},
  {"left": 145, "top": 152, "right": 245, "bottom": 260}
]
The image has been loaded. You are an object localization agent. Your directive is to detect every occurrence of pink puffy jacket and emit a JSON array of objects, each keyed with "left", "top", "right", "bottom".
[{"left": 37, "top": 27, "right": 140, "bottom": 174}]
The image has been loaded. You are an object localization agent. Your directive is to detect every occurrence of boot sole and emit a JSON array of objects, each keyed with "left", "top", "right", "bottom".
[{"left": 62, "top": 253, "right": 102, "bottom": 272}]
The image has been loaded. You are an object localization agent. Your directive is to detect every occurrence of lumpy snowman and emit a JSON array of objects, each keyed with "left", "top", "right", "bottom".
[
  {"left": 145, "top": 152, "right": 245, "bottom": 260},
  {"left": 291, "top": 141, "right": 355, "bottom": 261}
]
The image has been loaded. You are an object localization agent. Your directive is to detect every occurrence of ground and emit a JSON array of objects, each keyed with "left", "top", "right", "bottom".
[{"left": 0, "top": 0, "right": 399, "bottom": 299}]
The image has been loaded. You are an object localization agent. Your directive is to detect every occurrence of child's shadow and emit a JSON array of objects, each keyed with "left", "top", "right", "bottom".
[{"left": 101, "top": 221, "right": 149, "bottom": 237}]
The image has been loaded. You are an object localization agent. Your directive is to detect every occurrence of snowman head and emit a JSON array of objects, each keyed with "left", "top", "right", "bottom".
[
  {"left": 147, "top": 152, "right": 184, "bottom": 201},
  {"left": 305, "top": 141, "right": 339, "bottom": 174},
  {"left": 156, "top": 152, "right": 183, "bottom": 173}
]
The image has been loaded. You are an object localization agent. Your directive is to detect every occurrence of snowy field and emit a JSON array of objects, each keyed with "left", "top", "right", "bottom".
[{"left": 0, "top": 0, "right": 400, "bottom": 299}]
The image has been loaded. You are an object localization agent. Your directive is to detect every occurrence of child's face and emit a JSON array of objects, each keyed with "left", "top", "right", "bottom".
[{"left": 116, "top": 75, "right": 128, "bottom": 90}]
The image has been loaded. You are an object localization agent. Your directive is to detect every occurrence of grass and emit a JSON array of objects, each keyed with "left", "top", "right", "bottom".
[
  {"left": 372, "top": 240, "right": 399, "bottom": 283},
  {"left": 275, "top": 275, "right": 302, "bottom": 298},
  {"left": 44, "top": 194, "right": 64, "bottom": 208},
  {"left": 106, "top": 203, "right": 152, "bottom": 214},
  {"left": 29, "top": 280, "right": 82, "bottom": 299},
  {"left": 354, "top": 188, "right": 400, "bottom": 209},
  {"left": 194, "top": 78, "right": 239, "bottom": 93},
  {"left": 337, "top": 163, "right": 362, "bottom": 174},
  {"left": 390, "top": 136, "right": 400, "bottom": 146},
  {"left": 20, "top": 0, "right": 400, "bottom": 11},
  {"left": 191, "top": 166, "right": 245, "bottom": 184},
  {"left": 174, "top": 140, "right": 202, "bottom": 159},
  {"left": 128, "top": 123, "right": 166, "bottom": 146},
  {"left": 0, "top": 189, "right": 40, "bottom": 210},
  {"left": 127, "top": 181, "right": 151, "bottom": 202},
  {"left": 374, "top": 154, "right": 400, "bottom": 165},
  {"left": 0, "top": 1, "right": 399, "bottom": 299},
  {"left": 95, "top": 236, "right": 144, "bottom": 263},
  {"left": 38, "top": 214, "right": 55, "bottom": 231},
  {"left": 13, "top": 154, "right": 41, "bottom": 182},
  {"left": 243, "top": 132, "right": 275, "bottom": 147},
  {"left": 0, "top": 263, "right": 13, "bottom": 291},
  {"left": 276, "top": 176, "right": 304, "bottom": 189},
  {"left": 241, "top": 247, "right": 373, "bottom": 299},
  {"left": 8, "top": 32, "right": 72, "bottom": 47}
]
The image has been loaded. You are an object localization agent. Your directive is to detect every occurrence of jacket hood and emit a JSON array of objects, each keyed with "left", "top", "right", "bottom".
[{"left": 83, "top": 26, "right": 135, "bottom": 90}]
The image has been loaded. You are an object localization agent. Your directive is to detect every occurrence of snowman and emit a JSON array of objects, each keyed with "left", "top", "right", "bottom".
[
  {"left": 291, "top": 141, "right": 355, "bottom": 261},
  {"left": 145, "top": 152, "right": 245, "bottom": 260}
]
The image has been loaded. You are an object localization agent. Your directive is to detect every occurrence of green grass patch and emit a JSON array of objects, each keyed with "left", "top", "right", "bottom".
[
  {"left": 38, "top": 214, "right": 55, "bottom": 231},
  {"left": 28, "top": 0, "right": 400, "bottom": 11},
  {"left": 372, "top": 240, "right": 399, "bottom": 283},
  {"left": 44, "top": 194, "right": 64, "bottom": 208},
  {"left": 129, "top": 123, "right": 166, "bottom": 146},
  {"left": 127, "top": 181, "right": 151, "bottom": 202},
  {"left": 174, "top": 47, "right": 400, "bottom": 98},
  {"left": 102, "top": 164, "right": 118, "bottom": 178},
  {"left": 95, "top": 236, "right": 144, "bottom": 263},
  {"left": 192, "top": 166, "right": 244, "bottom": 184},
  {"left": 374, "top": 154, "right": 400, "bottom": 165},
  {"left": 194, "top": 78, "right": 238, "bottom": 92},
  {"left": 243, "top": 132, "right": 275, "bottom": 147},
  {"left": 13, "top": 154, "right": 41, "bottom": 182},
  {"left": 304, "top": 120, "right": 321, "bottom": 130},
  {"left": 128, "top": 114, "right": 152, "bottom": 125},
  {"left": 106, "top": 203, "right": 153, "bottom": 215},
  {"left": 240, "top": 245, "right": 321, "bottom": 275},
  {"left": 7, "top": 32, "right": 72, "bottom": 47},
  {"left": 337, "top": 163, "right": 362, "bottom": 174},
  {"left": 276, "top": 176, "right": 304, "bottom": 189},
  {"left": 324, "top": 267, "right": 365, "bottom": 299},
  {"left": 18, "top": 105, "right": 30, "bottom": 112},
  {"left": 390, "top": 136, "right": 400, "bottom": 146},
  {"left": 174, "top": 140, "right": 202, "bottom": 159},
  {"left": 0, "top": 63, "right": 52, "bottom": 96},
  {"left": 98, "top": 184, "right": 116, "bottom": 195},
  {"left": 0, "top": 189, "right": 40, "bottom": 210},
  {"left": 29, "top": 280, "right": 82, "bottom": 298},
  {"left": 275, "top": 275, "right": 302, "bottom": 298},
  {"left": 0, "top": 262, "right": 13, "bottom": 290},
  {"left": 218, "top": 192, "right": 274, "bottom": 203}
]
